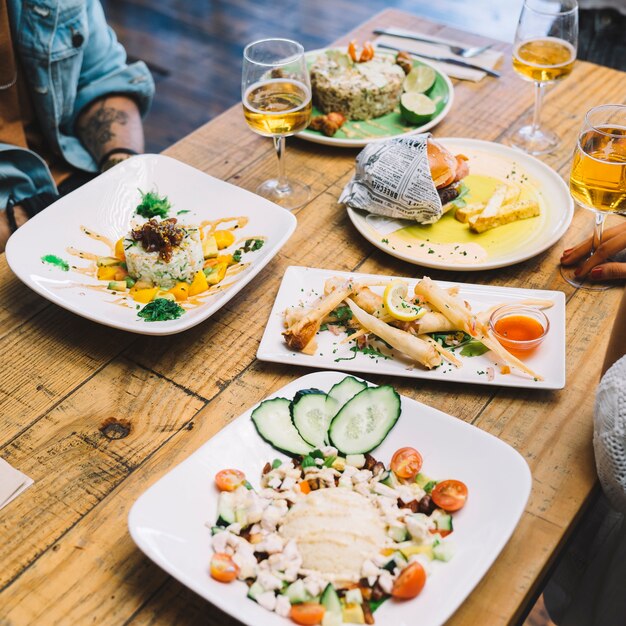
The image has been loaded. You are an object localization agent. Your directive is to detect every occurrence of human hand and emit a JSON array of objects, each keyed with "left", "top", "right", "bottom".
[
  {"left": 560, "top": 222, "right": 626, "bottom": 281},
  {"left": 0, "top": 204, "right": 29, "bottom": 254}
]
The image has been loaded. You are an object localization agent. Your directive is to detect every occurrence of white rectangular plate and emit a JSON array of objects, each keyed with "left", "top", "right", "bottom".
[
  {"left": 257, "top": 266, "right": 566, "bottom": 389},
  {"left": 128, "top": 371, "right": 532, "bottom": 626},
  {"left": 5, "top": 155, "right": 296, "bottom": 335}
]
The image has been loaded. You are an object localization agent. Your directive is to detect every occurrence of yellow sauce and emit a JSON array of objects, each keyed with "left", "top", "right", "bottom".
[{"left": 386, "top": 174, "right": 544, "bottom": 262}]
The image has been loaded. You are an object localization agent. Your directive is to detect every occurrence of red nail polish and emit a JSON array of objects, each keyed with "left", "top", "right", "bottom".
[
  {"left": 562, "top": 248, "right": 573, "bottom": 256},
  {"left": 591, "top": 267, "right": 603, "bottom": 279},
  {"left": 574, "top": 267, "right": 582, "bottom": 276}
]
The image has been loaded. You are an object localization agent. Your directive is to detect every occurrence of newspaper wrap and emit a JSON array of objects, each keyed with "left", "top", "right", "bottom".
[{"left": 339, "top": 134, "right": 443, "bottom": 224}]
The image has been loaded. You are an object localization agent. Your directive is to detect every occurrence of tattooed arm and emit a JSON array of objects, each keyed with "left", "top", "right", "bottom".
[{"left": 76, "top": 95, "right": 145, "bottom": 171}]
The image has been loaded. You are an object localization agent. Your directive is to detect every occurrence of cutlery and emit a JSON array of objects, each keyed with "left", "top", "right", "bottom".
[
  {"left": 374, "top": 28, "right": 494, "bottom": 59},
  {"left": 377, "top": 42, "right": 501, "bottom": 78}
]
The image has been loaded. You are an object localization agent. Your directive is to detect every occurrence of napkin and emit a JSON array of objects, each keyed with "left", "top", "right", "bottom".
[
  {"left": 375, "top": 31, "right": 503, "bottom": 82},
  {"left": 0, "top": 457, "right": 33, "bottom": 510}
]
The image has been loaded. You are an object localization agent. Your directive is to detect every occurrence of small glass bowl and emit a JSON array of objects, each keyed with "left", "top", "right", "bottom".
[{"left": 489, "top": 305, "right": 550, "bottom": 355}]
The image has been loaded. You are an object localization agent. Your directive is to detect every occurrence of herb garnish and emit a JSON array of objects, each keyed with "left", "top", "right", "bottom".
[
  {"left": 137, "top": 298, "right": 185, "bottom": 322},
  {"left": 243, "top": 238, "right": 264, "bottom": 252},
  {"left": 135, "top": 189, "right": 172, "bottom": 219},
  {"left": 459, "top": 341, "right": 489, "bottom": 357},
  {"left": 330, "top": 306, "right": 353, "bottom": 323},
  {"left": 450, "top": 182, "right": 470, "bottom": 208},
  {"left": 41, "top": 254, "right": 69, "bottom": 271},
  {"left": 334, "top": 344, "right": 391, "bottom": 362}
]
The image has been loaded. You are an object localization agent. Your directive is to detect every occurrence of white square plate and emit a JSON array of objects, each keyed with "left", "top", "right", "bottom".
[
  {"left": 128, "top": 371, "right": 532, "bottom": 626},
  {"left": 5, "top": 155, "right": 296, "bottom": 335},
  {"left": 258, "top": 266, "right": 566, "bottom": 389}
]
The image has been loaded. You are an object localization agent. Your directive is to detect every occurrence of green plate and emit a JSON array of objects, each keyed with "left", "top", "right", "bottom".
[{"left": 299, "top": 47, "right": 454, "bottom": 148}]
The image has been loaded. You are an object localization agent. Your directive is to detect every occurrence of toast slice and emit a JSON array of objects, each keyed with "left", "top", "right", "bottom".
[{"left": 468, "top": 199, "right": 540, "bottom": 233}]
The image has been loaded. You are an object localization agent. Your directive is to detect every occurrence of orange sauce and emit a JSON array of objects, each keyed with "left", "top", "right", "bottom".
[{"left": 494, "top": 314, "right": 545, "bottom": 357}]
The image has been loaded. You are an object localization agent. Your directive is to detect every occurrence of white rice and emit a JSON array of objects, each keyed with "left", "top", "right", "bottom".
[{"left": 124, "top": 226, "right": 203, "bottom": 289}]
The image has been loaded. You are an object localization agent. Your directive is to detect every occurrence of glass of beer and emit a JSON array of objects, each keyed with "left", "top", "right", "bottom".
[
  {"left": 242, "top": 38, "right": 312, "bottom": 210},
  {"left": 509, "top": 0, "right": 578, "bottom": 155},
  {"left": 561, "top": 104, "right": 626, "bottom": 290}
]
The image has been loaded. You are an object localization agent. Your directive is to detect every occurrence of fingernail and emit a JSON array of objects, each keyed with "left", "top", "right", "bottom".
[
  {"left": 562, "top": 248, "right": 573, "bottom": 257},
  {"left": 591, "top": 267, "right": 603, "bottom": 279},
  {"left": 574, "top": 267, "right": 582, "bottom": 276}
]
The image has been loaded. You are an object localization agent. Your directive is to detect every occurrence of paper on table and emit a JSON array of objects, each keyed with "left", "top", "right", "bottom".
[
  {"left": 375, "top": 32, "right": 503, "bottom": 82},
  {"left": 0, "top": 457, "right": 33, "bottom": 510}
]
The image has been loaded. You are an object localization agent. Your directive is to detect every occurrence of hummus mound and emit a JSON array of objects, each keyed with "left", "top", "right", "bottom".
[{"left": 279, "top": 488, "right": 386, "bottom": 582}]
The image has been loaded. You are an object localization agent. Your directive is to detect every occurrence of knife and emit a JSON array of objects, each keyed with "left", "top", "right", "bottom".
[
  {"left": 376, "top": 42, "right": 501, "bottom": 78},
  {"left": 374, "top": 28, "right": 459, "bottom": 47}
]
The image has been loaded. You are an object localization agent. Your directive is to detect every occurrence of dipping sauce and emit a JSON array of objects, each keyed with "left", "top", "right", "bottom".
[{"left": 489, "top": 305, "right": 549, "bottom": 358}]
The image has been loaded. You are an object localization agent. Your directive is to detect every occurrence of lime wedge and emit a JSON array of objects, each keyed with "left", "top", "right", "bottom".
[
  {"left": 403, "top": 65, "right": 436, "bottom": 94},
  {"left": 399, "top": 93, "right": 436, "bottom": 125}
]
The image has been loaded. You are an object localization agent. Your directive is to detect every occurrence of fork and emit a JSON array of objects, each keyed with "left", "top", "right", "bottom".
[{"left": 373, "top": 28, "right": 494, "bottom": 58}]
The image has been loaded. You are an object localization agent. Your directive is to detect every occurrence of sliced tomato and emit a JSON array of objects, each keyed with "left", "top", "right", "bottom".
[
  {"left": 290, "top": 602, "right": 325, "bottom": 625},
  {"left": 210, "top": 553, "right": 239, "bottom": 583},
  {"left": 215, "top": 469, "right": 246, "bottom": 492},
  {"left": 431, "top": 479, "right": 468, "bottom": 512},
  {"left": 391, "top": 561, "right": 427, "bottom": 599},
  {"left": 390, "top": 447, "right": 423, "bottom": 480}
]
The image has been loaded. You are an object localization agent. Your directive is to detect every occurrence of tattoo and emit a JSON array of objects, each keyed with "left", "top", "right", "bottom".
[{"left": 78, "top": 101, "right": 129, "bottom": 153}]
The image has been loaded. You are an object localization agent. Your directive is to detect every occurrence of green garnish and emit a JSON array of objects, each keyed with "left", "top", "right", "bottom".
[
  {"left": 41, "top": 254, "right": 69, "bottom": 271},
  {"left": 450, "top": 182, "right": 470, "bottom": 208},
  {"left": 137, "top": 298, "right": 185, "bottom": 322},
  {"left": 334, "top": 344, "right": 390, "bottom": 362},
  {"left": 271, "top": 459, "right": 282, "bottom": 469},
  {"left": 177, "top": 209, "right": 190, "bottom": 215},
  {"left": 135, "top": 189, "right": 172, "bottom": 219},
  {"left": 243, "top": 238, "right": 264, "bottom": 252},
  {"left": 330, "top": 306, "right": 353, "bottom": 323},
  {"left": 232, "top": 249, "right": 242, "bottom": 263},
  {"left": 423, "top": 480, "right": 438, "bottom": 494},
  {"left": 459, "top": 341, "right": 489, "bottom": 357}
]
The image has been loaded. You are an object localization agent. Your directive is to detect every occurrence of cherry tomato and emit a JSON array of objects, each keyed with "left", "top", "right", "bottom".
[
  {"left": 431, "top": 479, "right": 468, "bottom": 512},
  {"left": 390, "top": 447, "right": 423, "bottom": 479},
  {"left": 290, "top": 603, "right": 325, "bottom": 625},
  {"left": 391, "top": 561, "right": 427, "bottom": 599},
  {"left": 215, "top": 469, "right": 246, "bottom": 492},
  {"left": 210, "top": 553, "right": 239, "bottom": 583},
  {"left": 360, "top": 41, "right": 375, "bottom": 62}
]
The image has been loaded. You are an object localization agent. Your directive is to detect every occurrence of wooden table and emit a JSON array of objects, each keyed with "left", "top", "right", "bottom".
[{"left": 1, "top": 9, "right": 625, "bottom": 626}]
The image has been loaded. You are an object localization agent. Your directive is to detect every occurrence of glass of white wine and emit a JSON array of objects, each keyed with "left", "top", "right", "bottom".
[
  {"left": 561, "top": 104, "right": 626, "bottom": 290},
  {"left": 242, "top": 38, "right": 312, "bottom": 210},
  {"left": 509, "top": 0, "right": 578, "bottom": 155}
]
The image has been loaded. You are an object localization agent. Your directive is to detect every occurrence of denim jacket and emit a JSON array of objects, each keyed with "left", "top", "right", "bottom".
[{"left": 0, "top": 0, "right": 155, "bottom": 209}]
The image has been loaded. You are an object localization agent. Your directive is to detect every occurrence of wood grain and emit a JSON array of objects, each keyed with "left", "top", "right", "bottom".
[{"left": 1, "top": 9, "right": 625, "bottom": 626}]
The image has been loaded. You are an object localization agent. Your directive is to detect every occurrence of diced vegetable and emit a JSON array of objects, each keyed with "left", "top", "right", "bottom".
[
  {"left": 205, "top": 261, "right": 228, "bottom": 285},
  {"left": 214, "top": 230, "right": 235, "bottom": 249},
  {"left": 329, "top": 385, "right": 401, "bottom": 454},
  {"left": 434, "top": 513, "right": 453, "bottom": 533},
  {"left": 124, "top": 276, "right": 136, "bottom": 289},
  {"left": 247, "top": 581, "right": 266, "bottom": 601},
  {"left": 342, "top": 603, "right": 365, "bottom": 624},
  {"left": 96, "top": 256, "right": 122, "bottom": 267},
  {"left": 168, "top": 282, "right": 190, "bottom": 301},
  {"left": 320, "top": 584, "right": 342, "bottom": 616},
  {"left": 217, "top": 491, "right": 236, "bottom": 524},
  {"left": 114, "top": 238, "right": 126, "bottom": 260},
  {"left": 400, "top": 544, "right": 434, "bottom": 560},
  {"left": 251, "top": 398, "right": 313, "bottom": 456},
  {"left": 285, "top": 579, "right": 312, "bottom": 604},
  {"left": 380, "top": 470, "right": 399, "bottom": 488},
  {"left": 107, "top": 280, "right": 127, "bottom": 292},
  {"left": 202, "top": 234, "right": 218, "bottom": 259},
  {"left": 433, "top": 541, "right": 455, "bottom": 562},
  {"left": 158, "top": 292, "right": 176, "bottom": 302},
  {"left": 345, "top": 454, "right": 366, "bottom": 468},
  {"left": 134, "top": 280, "right": 154, "bottom": 290},
  {"left": 415, "top": 472, "right": 432, "bottom": 488},
  {"left": 97, "top": 265, "right": 120, "bottom": 281},
  {"left": 132, "top": 287, "right": 159, "bottom": 303},
  {"left": 188, "top": 270, "right": 209, "bottom": 296},
  {"left": 387, "top": 523, "right": 408, "bottom": 543},
  {"left": 290, "top": 389, "right": 332, "bottom": 448}
]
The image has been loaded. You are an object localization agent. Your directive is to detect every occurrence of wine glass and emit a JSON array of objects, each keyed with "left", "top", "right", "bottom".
[
  {"left": 242, "top": 38, "right": 312, "bottom": 210},
  {"left": 561, "top": 104, "right": 626, "bottom": 290},
  {"left": 508, "top": 0, "right": 578, "bottom": 155}
]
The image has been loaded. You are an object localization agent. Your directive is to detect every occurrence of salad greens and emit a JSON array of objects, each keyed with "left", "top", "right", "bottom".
[
  {"left": 135, "top": 189, "right": 172, "bottom": 219},
  {"left": 138, "top": 298, "right": 185, "bottom": 322}
]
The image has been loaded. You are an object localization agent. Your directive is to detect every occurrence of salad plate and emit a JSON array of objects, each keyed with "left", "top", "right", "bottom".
[
  {"left": 5, "top": 154, "right": 296, "bottom": 335},
  {"left": 298, "top": 47, "right": 454, "bottom": 148},
  {"left": 128, "top": 370, "right": 532, "bottom": 626},
  {"left": 347, "top": 138, "right": 573, "bottom": 270},
  {"left": 257, "top": 266, "right": 566, "bottom": 390}
]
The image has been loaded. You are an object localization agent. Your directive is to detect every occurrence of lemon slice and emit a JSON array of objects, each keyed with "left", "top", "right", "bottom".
[
  {"left": 399, "top": 93, "right": 436, "bottom": 125},
  {"left": 403, "top": 65, "right": 436, "bottom": 94},
  {"left": 383, "top": 280, "right": 426, "bottom": 322}
]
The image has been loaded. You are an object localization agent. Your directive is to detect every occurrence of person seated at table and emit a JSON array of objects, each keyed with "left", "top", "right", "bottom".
[
  {"left": 0, "top": 0, "right": 155, "bottom": 253},
  {"left": 543, "top": 285, "right": 626, "bottom": 624},
  {"left": 561, "top": 222, "right": 626, "bottom": 282}
]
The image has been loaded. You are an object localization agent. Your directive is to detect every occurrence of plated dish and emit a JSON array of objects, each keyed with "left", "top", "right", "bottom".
[
  {"left": 257, "top": 266, "right": 566, "bottom": 390},
  {"left": 347, "top": 138, "right": 573, "bottom": 270},
  {"left": 298, "top": 47, "right": 453, "bottom": 148},
  {"left": 128, "top": 371, "right": 532, "bottom": 626},
  {"left": 5, "top": 155, "right": 296, "bottom": 335}
]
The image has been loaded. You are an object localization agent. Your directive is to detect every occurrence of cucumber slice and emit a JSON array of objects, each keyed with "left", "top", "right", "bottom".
[
  {"left": 329, "top": 386, "right": 401, "bottom": 454},
  {"left": 435, "top": 513, "right": 453, "bottom": 532},
  {"left": 326, "top": 376, "right": 367, "bottom": 416},
  {"left": 251, "top": 397, "right": 313, "bottom": 456},
  {"left": 320, "top": 583, "right": 342, "bottom": 615},
  {"left": 433, "top": 541, "right": 455, "bottom": 562},
  {"left": 285, "top": 579, "right": 311, "bottom": 604},
  {"left": 247, "top": 581, "right": 266, "bottom": 601},
  {"left": 217, "top": 491, "right": 236, "bottom": 525},
  {"left": 291, "top": 389, "right": 332, "bottom": 448}
]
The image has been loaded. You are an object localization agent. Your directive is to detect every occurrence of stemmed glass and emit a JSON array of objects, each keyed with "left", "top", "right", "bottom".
[
  {"left": 242, "top": 38, "right": 312, "bottom": 210},
  {"left": 509, "top": 0, "right": 578, "bottom": 155},
  {"left": 561, "top": 104, "right": 626, "bottom": 290}
]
